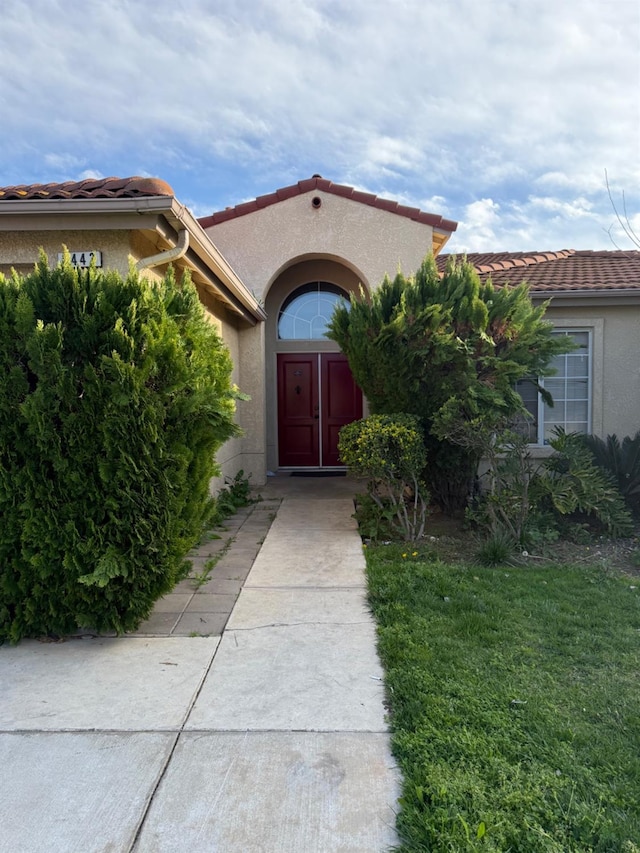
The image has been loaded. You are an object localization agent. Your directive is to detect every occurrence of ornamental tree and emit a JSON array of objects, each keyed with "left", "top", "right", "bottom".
[
  {"left": 0, "top": 253, "right": 241, "bottom": 642},
  {"left": 327, "top": 254, "right": 569, "bottom": 512}
]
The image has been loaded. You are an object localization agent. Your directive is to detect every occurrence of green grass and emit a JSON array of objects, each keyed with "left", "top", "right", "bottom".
[{"left": 365, "top": 544, "right": 640, "bottom": 852}]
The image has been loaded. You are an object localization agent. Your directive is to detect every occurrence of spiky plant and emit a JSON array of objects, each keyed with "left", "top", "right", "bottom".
[
  {"left": 533, "top": 429, "right": 634, "bottom": 537},
  {"left": 579, "top": 431, "right": 640, "bottom": 518}
]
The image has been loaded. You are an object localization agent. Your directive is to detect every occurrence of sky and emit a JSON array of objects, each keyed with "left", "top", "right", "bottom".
[{"left": 1, "top": 0, "right": 639, "bottom": 254}]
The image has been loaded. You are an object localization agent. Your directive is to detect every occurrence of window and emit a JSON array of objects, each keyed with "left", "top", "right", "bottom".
[
  {"left": 277, "top": 282, "right": 348, "bottom": 340},
  {"left": 516, "top": 330, "right": 591, "bottom": 444}
]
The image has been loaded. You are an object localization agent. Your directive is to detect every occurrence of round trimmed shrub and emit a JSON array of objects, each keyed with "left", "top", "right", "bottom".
[
  {"left": 338, "top": 413, "right": 427, "bottom": 482},
  {"left": 339, "top": 413, "right": 429, "bottom": 540}
]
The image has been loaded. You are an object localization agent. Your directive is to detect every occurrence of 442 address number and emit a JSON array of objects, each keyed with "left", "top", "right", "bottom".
[{"left": 58, "top": 251, "right": 102, "bottom": 268}]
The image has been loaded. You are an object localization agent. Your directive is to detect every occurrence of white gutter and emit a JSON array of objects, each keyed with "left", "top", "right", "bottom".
[
  {"left": 136, "top": 228, "right": 189, "bottom": 272},
  {"left": 0, "top": 196, "right": 176, "bottom": 216},
  {"left": 530, "top": 288, "right": 640, "bottom": 305}
]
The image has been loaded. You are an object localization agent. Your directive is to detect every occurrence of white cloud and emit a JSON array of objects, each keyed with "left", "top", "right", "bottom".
[
  {"left": 1, "top": 0, "right": 638, "bottom": 251},
  {"left": 450, "top": 199, "right": 502, "bottom": 253},
  {"left": 43, "top": 153, "right": 86, "bottom": 172},
  {"left": 527, "top": 195, "right": 593, "bottom": 218},
  {"left": 447, "top": 190, "right": 640, "bottom": 254},
  {"left": 78, "top": 169, "right": 106, "bottom": 181}
]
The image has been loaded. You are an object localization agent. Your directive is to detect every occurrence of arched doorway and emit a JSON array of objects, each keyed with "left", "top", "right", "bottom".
[
  {"left": 266, "top": 267, "right": 364, "bottom": 470},
  {"left": 277, "top": 283, "right": 362, "bottom": 467}
]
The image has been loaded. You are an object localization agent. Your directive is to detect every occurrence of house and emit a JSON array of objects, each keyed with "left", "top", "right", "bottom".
[
  {"left": 437, "top": 250, "right": 640, "bottom": 453},
  {"left": 0, "top": 175, "right": 456, "bottom": 484},
  {"left": 197, "top": 175, "right": 457, "bottom": 476},
  {"left": 2, "top": 175, "right": 639, "bottom": 484}
]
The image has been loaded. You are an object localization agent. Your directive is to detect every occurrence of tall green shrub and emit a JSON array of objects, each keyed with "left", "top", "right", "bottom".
[
  {"left": 0, "top": 253, "right": 241, "bottom": 642},
  {"left": 328, "top": 255, "right": 569, "bottom": 512}
]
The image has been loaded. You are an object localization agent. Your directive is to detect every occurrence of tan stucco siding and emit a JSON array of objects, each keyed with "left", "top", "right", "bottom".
[
  {"left": 197, "top": 293, "right": 265, "bottom": 486},
  {"left": 0, "top": 229, "right": 137, "bottom": 278},
  {"left": 204, "top": 191, "right": 435, "bottom": 300},
  {"left": 545, "top": 304, "right": 640, "bottom": 441},
  {"left": 0, "top": 229, "right": 198, "bottom": 285},
  {"left": 234, "top": 323, "right": 267, "bottom": 484}
]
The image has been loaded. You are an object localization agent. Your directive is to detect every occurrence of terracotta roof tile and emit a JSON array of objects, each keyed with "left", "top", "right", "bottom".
[
  {"left": 436, "top": 249, "right": 640, "bottom": 292},
  {"left": 0, "top": 176, "right": 174, "bottom": 201},
  {"left": 198, "top": 175, "right": 458, "bottom": 233}
]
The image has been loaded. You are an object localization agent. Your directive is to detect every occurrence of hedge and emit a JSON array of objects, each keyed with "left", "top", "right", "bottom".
[{"left": 0, "top": 253, "right": 241, "bottom": 642}]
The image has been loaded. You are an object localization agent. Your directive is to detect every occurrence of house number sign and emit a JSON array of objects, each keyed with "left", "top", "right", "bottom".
[{"left": 57, "top": 251, "right": 103, "bottom": 268}]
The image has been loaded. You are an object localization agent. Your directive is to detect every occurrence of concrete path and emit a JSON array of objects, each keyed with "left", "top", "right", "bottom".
[{"left": 0, "top": 475, "right": 400, "bottom": 853}]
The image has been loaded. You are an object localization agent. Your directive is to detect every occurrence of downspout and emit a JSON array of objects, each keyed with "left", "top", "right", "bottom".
[{"left": 136, "top": 228, "right": 189, "bottom": 272}]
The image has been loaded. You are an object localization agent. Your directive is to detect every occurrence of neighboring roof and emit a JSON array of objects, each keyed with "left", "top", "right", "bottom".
[
  {"left": 437, "top": 249, "right": 640, "bottom": 293},
  {"left": 198, "top": 175, "right": 459, "bottom": 235},
  {"left": 0, "top": 176, "right": 174, "bottom": 201}
]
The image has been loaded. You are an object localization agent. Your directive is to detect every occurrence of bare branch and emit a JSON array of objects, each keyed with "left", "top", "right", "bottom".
[{"left": 605, "top": 169, "right": 640, "bottom": 249}]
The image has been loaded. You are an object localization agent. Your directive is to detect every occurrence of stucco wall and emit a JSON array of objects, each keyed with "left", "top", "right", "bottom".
[
  {"left": 0, "top": 229, "right": 136, "bottom": 277},
  {"left": 204, "top": 190, "right": 436, "bottom": 298},
  {"left": 236, "top": 322, "right": 267, "bottom": 484},
  {"left": 196, "top": 289, "right": 263, "bottom": 487}
]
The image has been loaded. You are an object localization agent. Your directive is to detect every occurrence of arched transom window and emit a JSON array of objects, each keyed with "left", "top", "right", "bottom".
[{"left": 277, "top": 282, "right": 348, "bottom": 340}]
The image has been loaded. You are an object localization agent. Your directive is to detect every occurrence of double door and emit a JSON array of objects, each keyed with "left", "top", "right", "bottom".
[{"left": 277, "top": 353, "right": 362, "bottom": 468}]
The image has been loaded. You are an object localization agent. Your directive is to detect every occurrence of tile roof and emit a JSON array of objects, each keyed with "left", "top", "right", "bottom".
[
  {"left": 198, "top": 175, "right": 458, "bottom": 233},
  {"left": 0, "top": 176, "right": 174, "bottom": 201},
  {"left": 436, "top": 249, "right": 640, "bottom": 292}
]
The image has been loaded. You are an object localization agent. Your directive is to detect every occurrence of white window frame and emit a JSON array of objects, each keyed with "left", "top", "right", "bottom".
[
  {"left": 519, "top": 327, "right": 593, "bottom": 446},
  {"left": 277, "top": 282, "right": 348, "bottom": 341}
]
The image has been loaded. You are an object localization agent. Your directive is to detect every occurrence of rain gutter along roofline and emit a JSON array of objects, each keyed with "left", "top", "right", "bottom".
[{"left": 530, "top": 288, "right": 640, "bottom": 305}]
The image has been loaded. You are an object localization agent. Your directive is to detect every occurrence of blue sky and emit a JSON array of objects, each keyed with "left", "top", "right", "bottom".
[{"left": 2, "top": 0, "right": 639, "bottom": 253}]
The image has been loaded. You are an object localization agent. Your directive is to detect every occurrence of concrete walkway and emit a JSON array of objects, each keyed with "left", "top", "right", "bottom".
[{"left": 0, "top": 475, "right": 400, "bottom": 853}]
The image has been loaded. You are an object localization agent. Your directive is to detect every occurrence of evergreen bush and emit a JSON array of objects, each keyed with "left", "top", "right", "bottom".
[
  {"left": 0, "top": 253, "right": 241, "bottom": 642},
  {"left": 328, "top": 254, "right": 569, "bottom": 513}
]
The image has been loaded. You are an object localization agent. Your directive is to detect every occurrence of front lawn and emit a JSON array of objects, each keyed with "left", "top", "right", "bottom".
[{"left": 366, "top": 544, "right": 640, "bottom": 851}]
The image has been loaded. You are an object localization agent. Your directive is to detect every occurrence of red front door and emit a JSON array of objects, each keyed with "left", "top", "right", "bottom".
[{"left": 277, "top": 353, "right": 362, "bottom": 468}]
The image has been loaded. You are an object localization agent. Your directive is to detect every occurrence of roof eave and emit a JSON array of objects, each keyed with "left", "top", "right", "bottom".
[
  {"left": 166, "top": 203, "right": 266, "bottom": 324},
  {"left": 0, "top": 196, "right": 176, "bottom": 216},
  {"left": 199, "top": 177, "right": 459, "bottom": 238},
  {"left": 0, "top": 196, "right": 265, "bottom": 324},
  {"left": 530, "top": 288, "right": 640, "bottom": 305},
  {"left": 432, "top": 228, "right": 454, "bottom": 256}
]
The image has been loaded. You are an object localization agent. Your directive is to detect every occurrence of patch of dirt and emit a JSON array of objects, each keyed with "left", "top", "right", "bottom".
[
  {"left": 536, "top": 533, "right": 640, "bottom": 576},
  {"left": 419, "top": 511, "right": 640, "bottom": 576}
]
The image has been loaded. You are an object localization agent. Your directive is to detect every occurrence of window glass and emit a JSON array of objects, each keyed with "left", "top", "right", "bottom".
[
  {"left": 515, "top": 330, "right": 591, "bottom": 444},
  {"left": 512, "top": 379, "right": 538, "bottom": 442},
  {"left": 278, "top": 282, "right": 348, "bottom": 340}
]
